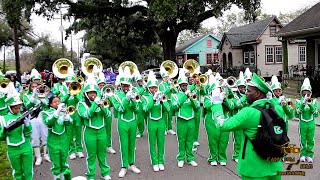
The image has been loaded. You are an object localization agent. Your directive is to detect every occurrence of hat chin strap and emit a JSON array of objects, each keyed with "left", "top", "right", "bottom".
[{"left": 8, "top": 106, "right": 13, "bottom": 114}]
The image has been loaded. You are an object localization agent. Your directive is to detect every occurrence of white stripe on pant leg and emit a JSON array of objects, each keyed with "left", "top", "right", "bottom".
[
  {"left": 117, "top": 120, "right": 124, "bottom": 167},
  {"left": 82, "top": 126, "right": 91, "bottom": 175},
  {"left": 147, "top": 120, "right": 152, "bottom": 165}
]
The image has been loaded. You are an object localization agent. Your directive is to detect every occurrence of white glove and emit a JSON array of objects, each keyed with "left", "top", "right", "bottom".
[
  {"left": 215, "top": 115, "right": 226, "bottom": 127},
  {"left": 220, "top": 92, "right": 226, "bottom": 100},
  {"left": 266, "top": 92, "right": 273, "bottom": 99},
  {"left": 153, "top": 91, "right": 161, "bottom": 100},
  {"left": 32, "top": 88, "right": 38, "bottom": 97},
  {"left": 126, "top": 90, "right": 133, "bottom": 99},
  {"left": 63, "top": 114, "right": 70, "bottom": 121},
  {"left": 24, "top": 114, "right": 31, "bottom": 126},
  {"left": 29, "top": 96, "right": 36, "bottom": 103},
  {"left": 185, "top": 89, "right": 191, "bottom": 96},
  {"left": 57, "top": 103, "right": 65, "bottom": 112},
  {"left": 278, "top": 95, "right": 285, "bottom": 105},
  {"left": 40, "top": 98, "right": 47, "bottom": 104},
  {"left": 94, "top": 96, "right": 101, "bottom": 104},
  {"left": 211, "top": 88, "right": 223, "bottom": 104}
]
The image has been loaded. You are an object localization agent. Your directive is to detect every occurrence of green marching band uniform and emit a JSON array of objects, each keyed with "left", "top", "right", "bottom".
[
  {"left": 77, "top": 74, "right": 112, "bottom": 180},
  {"left": 142, "top": 70, "right": 170, "bottom": 172},
  {"left": 42, "top": 99, "right": 72, "bottom": 180},
  {"left": 0, "top": 83, "right": 33, "bottom": 180},
  {"left": 108, "top": 66, "right": 141, "bottom": 178},
  {"left": 171, "top": 68, "right": 200, "bottom": 167},
  {"left": 132, "top": 71, "right": 147, "bottom": 137},
  {"left": 295, "top": 78, "right": 318, "bottom": 163}
]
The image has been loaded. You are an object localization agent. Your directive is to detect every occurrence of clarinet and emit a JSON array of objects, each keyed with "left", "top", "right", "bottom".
[{"left": 4, "top": 103, "right": 42, "bottom": 134}]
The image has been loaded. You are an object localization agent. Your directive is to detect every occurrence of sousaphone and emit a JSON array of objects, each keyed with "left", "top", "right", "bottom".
[
  {"left": 82, "top": 57, "right": 103, "bottom": 77},
  {"left": 160, "top": 60, "right": 178, "bottom": 79},
  {"left": 183, "top": 59, "right": 200, "bottom": 76},
  {"left": 119, "top": 61, "right": 138, "bottom": 78},
  {"left": 52, "top": 58, "right": 74, "bottom": 79}
]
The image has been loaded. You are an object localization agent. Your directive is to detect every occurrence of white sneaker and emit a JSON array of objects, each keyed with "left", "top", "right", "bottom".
[
  {"left": 129, "top": 165, "right": 141, "bottom": 174},
  {"left": 35, "top": 156, "right": 42, "bottom": 166},
  {"left": 306, "top": 157, "right": 313, "bottom": 163},
  {"left": 159, "top": 164, "right": 165, "bottom": 171},
  {"left": 107, "top": 147, "right": 116, "bottom": 154},
  {"left": 178, "top": 161, "right": 184, "bottom": 168},
  {"left": 220, "top": 162, "right": 227, "bottom": 166},
  {"left": 300, "top": 156, "right": 306, "bottom": 162},
  {"left": 189, "top": 161, "right": 198, "bottom": 167},
  {"left": 118, "top": 168, "right": 127, "bottom": 178},
  {"left": 69, "top": 153, "right": 76, "bottom": 160},
  {"left": 53, "top": 175, "right": 60, "bottom": 180},
  {"left": 101, "top": 175, "right": 111, "bottom": 180},
  {"left": 153, "top": 165, "right": 159, "bottom": 172},
  {"left": 210, "top": 161, "right": 218, "bottom": 166},
  {"left": 44, "top": 154, "right": 51, "bottom": 162},
  {"left": 136, "top": 134, "right": 142, "bottom": 138},
  {"left": 77, "top": 152, "right": 85, "bottom": 158},
  {"left": 193, "top": 142, "right": 200, "bottom": 146},
  {"left": 192, "top": 147, "right": 198, "bottom": 151},
  {"left": 164, "top": 131, "right": 167, "bottom": 135},
  {"left": 168, "top": 130, "right": 176, "bottom": 135},
  {"left": 234, "top": 159, "right": 238, "bottom": 163}
]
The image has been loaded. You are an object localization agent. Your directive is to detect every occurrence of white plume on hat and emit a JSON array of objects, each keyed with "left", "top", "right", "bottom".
[
  {"left": 244, "top": 68, "right": 252, "bottom": 80},
  {"left": 215, "top": 72, "right": 223, "bottom": 81},
  {"left": 177, "top": 68, "right": 188, "bottom": 84},
  {"left": 160, "top": 66, "right": 169, "bottom": 78},
  {"left": 271, "top": 75, "right": 279, "bottom": 85},
  {"left": 301, "top": 77, "right": 312, "bottom": 92},
  {"left": 208, "top": 74, "right": 216, "bottom": 86},
  {"left": 205, "top": 69, "right": 213, "bottom": 76},
  {"left": 5, "top": 82, "right": 23, "bottom": 107}
]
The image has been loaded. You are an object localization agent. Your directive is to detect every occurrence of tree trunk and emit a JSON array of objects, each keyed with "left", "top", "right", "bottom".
[
  {"left": 13, "top": 26, "right": 21, "bottom": 82},
  {"left": 158, "top": 28, "right": 178, "bottom": 64}
]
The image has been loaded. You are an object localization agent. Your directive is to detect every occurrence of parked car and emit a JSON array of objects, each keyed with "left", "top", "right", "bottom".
[
  {"left": 5, "top": 70, "right": 17, "bottom": 76},
  {"left": 141, "top": 68, "right": 161, "bottom": 78}
]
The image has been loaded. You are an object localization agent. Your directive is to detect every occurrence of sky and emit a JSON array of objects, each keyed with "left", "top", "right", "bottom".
[{"left": 2, "top": 0, "right": 320, "bottom": 59}]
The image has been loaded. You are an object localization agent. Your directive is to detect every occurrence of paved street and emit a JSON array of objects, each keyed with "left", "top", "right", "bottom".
[{"left": 33, "top": 116, "right": 320, "bottom": 180}]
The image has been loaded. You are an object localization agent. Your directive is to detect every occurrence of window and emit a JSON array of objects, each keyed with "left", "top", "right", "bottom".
[
  {"left": 250, "top": 51, "right": 255, "bottom": 64},
  {"left": 213, "top": 53, "right": 219, "bottom": 64},
  {"left": 275, "top": 46, "right": 282, "bottom": 63},
  {"left": 206, "top": 39, "right": 212, "bottom": 48},
  {"left": 244, "top": 52, "right": 249, "bottom": 64},
  {"left": 299, "top": 46, "right": 306, "bottom": 63},
  {"left": 206, "top": 53, "right": 212, "bottom": 64},
  {"left": 270, "top": 26, "right": 276, "bottom": 37},
  {"left": 266, "top": 46, "right": 274, "bottom": 63}
]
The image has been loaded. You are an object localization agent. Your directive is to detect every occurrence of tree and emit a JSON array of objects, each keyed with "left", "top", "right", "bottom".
[{"left": 27, "top": 0, "right": 261, "bottom": 64}]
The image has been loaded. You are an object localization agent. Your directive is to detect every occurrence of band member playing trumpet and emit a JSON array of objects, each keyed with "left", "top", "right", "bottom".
[
  {"left": 270, "top": 75, "right": 294, "bottom": 132},
  {"left": 159, "top": 65, "right": 176, "bottom": 135},
  {"left": 77, "top": 75, "right": 112, "bottom": 180},
  {"left": 108, "top": 66, "right": 141, "bottom": 178},
  {"left": 23, "top": 77, "right": 51, "bottom": 166},
  {"left": 295, "top": 78, "right": 318, "bottom": 163},
  {"left": 142, "top": 71, "right": 170, "bottom": 172},
  {"left": 171, "top": 69, "right": 200, "bottom": 168},
  {"left": 133, "top": 70, "right": 147, "bottom": 138},
  {"left": 41, "top": 95, "right": 73, "bottom": 180},
  {"left": 60, "top": 75, "right": 85, "bottom": 160},
  {"left": 0, "top": 83, "right": 33, "bottom": 180}
]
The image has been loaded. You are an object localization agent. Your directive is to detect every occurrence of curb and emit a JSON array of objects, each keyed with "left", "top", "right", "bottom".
[{"left": 291, "top": 118, "right": 320, "bottom": 126}]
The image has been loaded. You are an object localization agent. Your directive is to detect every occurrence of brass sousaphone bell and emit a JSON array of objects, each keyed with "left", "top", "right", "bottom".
[
  {"left": 52, "top": 58, "right": 74, "bottom": 79},
  {"left": 68, "top": 82, "right": 82, "bottom": 95},
  {"left": 0, "top": 78, "right": 10, "bottom": 93},
  {"left": 119, "top": 61, "right": 138, "bottom": 78},
  {"left": 183, "top": 59, "right": 200, "bottom": 76},
  {"left": 160, "top": 60, "right": 179, "bottom": 79},
  {"left": 82, "top": 57, "right": 103, "bottom": 77}
]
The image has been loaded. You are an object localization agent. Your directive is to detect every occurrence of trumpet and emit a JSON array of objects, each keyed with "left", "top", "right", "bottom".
[
  {"left": 286, "top": 101, "right": 293, "bottom": 107},
  {"left": 171, "top": 79, "right": 178, "bottom": 86},
  {"left": 187, "top": 92, "right": 198, "bottom": 100},
  {"left": 66, "top": 106, "right": 76, "bottom": 115},
  {"left": 100, "top": 100, "right": 111, "bottom": 108},
  {"left": 155, "top": 92, "right": 168, "bottom": 102},
  {"left": 303, "top": 94, "right": 313, "bottom": 104},
  {"left": 127, "top": 91, "right": 141, "bottom": 101},
  {"left": 192, "top": 74, "right": 199, "bottom": 79},
  {"left": 69, "top": 82, "right": 82, "bottom": 95}
]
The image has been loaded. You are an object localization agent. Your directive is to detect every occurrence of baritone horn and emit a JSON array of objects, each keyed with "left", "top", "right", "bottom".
[
  {"left": 160, "top": 60, "right": 178, "bottom": 78},
  {"left": 68, "top": 82, "right": 82, "bottom": 95},
  {"left": 101, "top": 84, "right": 115, "bottom": 97},
  {"left": 199, "top": 74, "right": 208, "bottom": 85}
]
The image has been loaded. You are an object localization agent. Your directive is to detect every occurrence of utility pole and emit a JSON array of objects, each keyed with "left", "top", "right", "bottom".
[
  {"left": 70, "top": 33, "right": 73, "bottom": 62},
  {"left": 3, "top": 46, "right": 5, "bottom": 73},
  {"left": 59, "top": 10, "right": 64, "bottom": 57}
]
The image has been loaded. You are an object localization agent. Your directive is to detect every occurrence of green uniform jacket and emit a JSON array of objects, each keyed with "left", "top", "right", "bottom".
[
  {"left": 0, "top": 113, "right": 32, "bottom": 146},
  {"left": 142, "top": 93, "right": 170, "bottom": 119},
  {"left": 0, "top": 92, "right": 8, "bottom": 115},
  {"left": 219, "top": 99, "right": 283, "bottom": 178},
  {"left": 171, "top": 91, "right": 200, "bottom": 120},
  {"left": 77, "top": 101, "right": 111, "bottom": 129},
  {"left": 109, "top": 90, "right": 140, "bottom": 122},
  {"left": 42, "top": 108, "right": 73, "bottom": 135},
  {"left": 295, "top": 98, "right": 319, "bottom": 122}
]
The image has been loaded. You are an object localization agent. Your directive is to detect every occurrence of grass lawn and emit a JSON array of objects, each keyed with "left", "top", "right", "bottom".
[{"left": 0, "top": 142, "right": 13, "bottom": 180}]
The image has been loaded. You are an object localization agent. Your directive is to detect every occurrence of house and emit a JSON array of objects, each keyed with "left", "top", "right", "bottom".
[
  {"left": 277, "top": 2, "right": 320, "bottom": 74},
  {"left": 218, "top": 16, "right": 301, "bottom": 79},
  {"left": 175, "top": 34, "right": 221, "bottom": 72}
]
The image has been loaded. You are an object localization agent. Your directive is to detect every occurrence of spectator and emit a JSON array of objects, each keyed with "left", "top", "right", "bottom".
[
  {"left": 45, "top": 73, "right": 57, "bottom": 89},
  {"left": 7, "top": 74, "right": 22, "bottom": 93}
]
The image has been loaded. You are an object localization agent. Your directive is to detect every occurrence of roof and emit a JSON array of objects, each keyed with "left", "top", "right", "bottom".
[
  {"left": 222, "top": 16, "right": 279, "bottom": 47},
  {"left": 277, "top": 2, "right": 320, "bottom": 37},
  {"left": 175, "top": 34, "right": 219, "bottom": 53}
]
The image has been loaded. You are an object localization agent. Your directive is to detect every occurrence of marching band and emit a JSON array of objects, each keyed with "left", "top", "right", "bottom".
[{"left": 0, "top": 57, "right": 318, "bottom": 180}]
